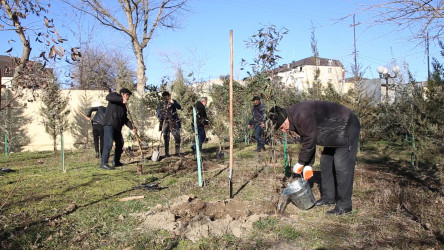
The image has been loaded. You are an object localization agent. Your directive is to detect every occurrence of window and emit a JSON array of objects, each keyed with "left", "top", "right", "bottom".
[
  {"left": 328, "top": 59, "right": 332, "bottom": 66},
  {"left": 328, "top": 68, "right": 332, "bottom": 73}
]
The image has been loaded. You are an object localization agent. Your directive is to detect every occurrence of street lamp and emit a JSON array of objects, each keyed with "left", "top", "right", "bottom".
[{"left": 377, "top": 65, "right": 400, "bottom": 101}]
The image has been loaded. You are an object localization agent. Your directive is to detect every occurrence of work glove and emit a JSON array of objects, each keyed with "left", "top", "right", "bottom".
[
  {"left": 292, "top": 163, "right": 304, "bottom": 174},
  {"left": 303, "top": 166, "right": 313, "bottom": 181}
]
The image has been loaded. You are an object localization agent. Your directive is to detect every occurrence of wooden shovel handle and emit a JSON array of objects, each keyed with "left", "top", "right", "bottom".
[
  {"left": 76, "top": 109, "right": 90, "bottom": 121},
  {"left": 125, "top": 103, "right": 144, "bottom": 160}
]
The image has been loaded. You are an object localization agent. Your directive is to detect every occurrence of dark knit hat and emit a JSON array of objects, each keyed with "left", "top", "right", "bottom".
[
  {"left": 251, "top": 96, "right": 260, "bottom": 101},
  {"left": 268, "top": 106, "right": 288, "bottom": 130},
  {"left": 119, "top": 88, "right": 132, "bottom": 96}
]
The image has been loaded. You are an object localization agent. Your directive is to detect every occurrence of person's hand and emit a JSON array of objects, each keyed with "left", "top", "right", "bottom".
[
  {"left": 122, "top": 93, "right": 130, "bottom": 104},
  {"left": 132, "top": 127, "right": 138, "bottom": 134},
  {"left": 303, "top": 166, "right": 313, "bottom": 181},
  {"left": 248, "top": 125, "right": 251, "bottom": 129},
  {"left": 260, "top": 122, "right": 265, "bottom": 128},
  {"left": 293, "top": 163, "right": 304, "bottom": 174},
  {"left": 87, "top": 117, "right": 91, "bottom": 121},
  {"left": 169, "top": 98, "right": 174, "bottom": 104}
]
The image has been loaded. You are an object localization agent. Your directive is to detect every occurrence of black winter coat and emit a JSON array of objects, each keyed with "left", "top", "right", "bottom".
[
  {"left": 286, "top": 101, "right": 357, "bottom": 165},
  {"left": 87, "top": 106, "right": 106, "bottom": 126},
  {"left": 103, "top": 92, "right": 133, "bottom": 130},
  {"left": 195, "top": 101, "right": 209, "bottom": 127}
]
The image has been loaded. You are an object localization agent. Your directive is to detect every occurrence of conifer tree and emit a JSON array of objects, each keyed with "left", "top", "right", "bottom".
[{"left": 39, "top": 82, "right": 70, "bottom": 152}]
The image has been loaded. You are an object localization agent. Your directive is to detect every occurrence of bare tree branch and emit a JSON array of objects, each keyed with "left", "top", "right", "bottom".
[
  {"left": 64, "top": 0, "right": 190, "bottom": 93},
  {"left": 342, "top": 0, "right": 444, "bottom": 41}
]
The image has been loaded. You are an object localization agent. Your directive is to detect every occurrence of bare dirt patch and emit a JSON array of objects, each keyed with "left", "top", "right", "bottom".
[
  {"left": 157, "top": 156, "right": 226, "bottom": 174},
  {"left": 132, "top": 194, "right": 272, "bottom": 242}
]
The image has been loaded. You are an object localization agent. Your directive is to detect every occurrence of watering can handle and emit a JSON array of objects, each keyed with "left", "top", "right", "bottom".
[{"left": 288, "top": 173, "right": 304, "bottom": 183}]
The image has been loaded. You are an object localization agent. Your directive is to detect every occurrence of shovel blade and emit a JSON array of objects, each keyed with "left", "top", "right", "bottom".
[{"left": 151, "top": 150, "right": 160, "bottom": 162}]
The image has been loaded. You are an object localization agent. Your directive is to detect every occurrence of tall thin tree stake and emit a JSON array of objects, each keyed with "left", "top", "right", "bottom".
[
  {"left": 60, "top": 127, "right": 65, "bottom": 173},
  {"left": 193, "top": 107, "right": 203, "bottom": 187},
  {"left": 229, "top": 30, "right": 234, "bottom": 198}
]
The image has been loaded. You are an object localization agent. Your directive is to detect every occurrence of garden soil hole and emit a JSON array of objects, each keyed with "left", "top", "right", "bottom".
[{"left": 132, "top": 195, "right": 274, "bottom": 242}]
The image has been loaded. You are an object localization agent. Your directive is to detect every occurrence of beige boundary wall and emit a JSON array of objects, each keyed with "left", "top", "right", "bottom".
[{"left": 2, "top": 89, "right": 163, "bottom": 152}]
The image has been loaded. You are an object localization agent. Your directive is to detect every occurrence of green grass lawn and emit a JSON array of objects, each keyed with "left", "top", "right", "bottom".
[{"left": 0, "top": 142, "right": 442, "bottom": 249}]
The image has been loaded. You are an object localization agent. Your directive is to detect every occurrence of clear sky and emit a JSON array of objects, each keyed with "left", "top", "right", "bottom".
[{"left": 1, "top": 0, "right": 442, "bottom": 87}]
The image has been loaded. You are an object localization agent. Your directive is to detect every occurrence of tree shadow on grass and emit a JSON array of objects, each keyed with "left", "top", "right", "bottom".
[
  {"left": 0, "top": 168, "right": 173, "bottom": 245},
  {"left": 360, "top": 157, "right": 443, "bottom": 196},
  {"left": 233, "top": 166, "right": 265, "bottom": 197},
  {"left": 0, "top": 186, "right": 133, "bottom": 244},
  {"left": 1, "top": 174, "right": 107, "bottom": 211}
]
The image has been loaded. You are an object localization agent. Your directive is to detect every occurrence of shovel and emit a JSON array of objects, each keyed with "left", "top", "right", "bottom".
[
  {"left": 152, "top": 120, "right": 164, "bottom": 162},
  {"left": 124, "top": 104, "right": 144, "bottom": 160},
  {"left": 151, "top": 144, "right": 160, "bottom": 162}
]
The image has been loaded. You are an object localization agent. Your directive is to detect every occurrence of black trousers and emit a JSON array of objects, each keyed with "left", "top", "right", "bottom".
[
  {"left": 101, "top": 125, "right": 124, "bottom": 165},
  {"left": 162, "top": 122, "right": 181, "bottom": 155},
  {"left": 319, "top": 113, "right": 361, "bottom": 209},
  {"left": 92, "top": 123, "right": 104, "bottom": 155}
]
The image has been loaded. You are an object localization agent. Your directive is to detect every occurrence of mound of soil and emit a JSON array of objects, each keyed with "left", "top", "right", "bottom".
[{"left": 132, "top": 195, "right": 270, "bottom": 242}]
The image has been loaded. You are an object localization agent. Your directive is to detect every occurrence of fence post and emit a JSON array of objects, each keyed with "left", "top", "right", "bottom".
[
  {"left": 60, "top": 127, "right": 65, "bottom": 172},
  {"left": 193, "top": 107, "right": 203, "bottom": 187}
]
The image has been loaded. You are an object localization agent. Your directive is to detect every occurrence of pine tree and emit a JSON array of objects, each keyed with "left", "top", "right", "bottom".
[
  {"left": 0, "top": 89, "right": 31, "bottom": 152},
  {"left": 39, "top": 82, "right": 70, "bottom": 152}
]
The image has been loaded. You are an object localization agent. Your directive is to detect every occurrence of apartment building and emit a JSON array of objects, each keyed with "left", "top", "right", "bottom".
[{"left": 275, "top": 56, "right": 355, "bottom": 94}]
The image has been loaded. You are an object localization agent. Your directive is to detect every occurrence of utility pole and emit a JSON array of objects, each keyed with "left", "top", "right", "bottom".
[
  {"left": 426, "top": 32, "right": 430, "bottom": 83},
  {"left": 350, "top": 15, "right": 361, "bottom": 79},
  {"left": 353, "top": 15, "right": 357, "bottom": 76}
]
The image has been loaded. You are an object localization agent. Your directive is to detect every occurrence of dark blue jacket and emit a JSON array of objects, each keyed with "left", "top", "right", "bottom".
[
  {"left": 249, "top": 103, "right": 266, "bottom": 126},
  {"left": 157, "top": 99, "right": 181, "bottom": 128}
]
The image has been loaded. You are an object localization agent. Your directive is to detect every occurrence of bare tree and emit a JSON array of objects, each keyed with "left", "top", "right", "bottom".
[
  {"left": 349, "top": 1, "right": 444, "bottom": 40},
  {"left": 65, "top": 0, "right": 189, "bottom": 93},
  {"left": 0, "top": 0, "right": 80, "bottom": 112},
  {"left": 0, "top": 0, "right": 77, "bottom": 83},
  {"left": 70, "top": 44, "right": 135, "bottom": 90}
]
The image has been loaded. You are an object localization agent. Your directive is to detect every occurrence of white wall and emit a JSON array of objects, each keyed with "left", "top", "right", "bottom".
[{"left": 1, "top": 89, "right": 163, "bottom": 152}]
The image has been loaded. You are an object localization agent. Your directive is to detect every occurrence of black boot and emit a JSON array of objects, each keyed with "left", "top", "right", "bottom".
[
  {"left": 175, "top": 146, "right": 181, "bottom": 156},
  {"left": 100, "top": 163, "right": 115, "bottom": 170},
  {"left": 113, "top": 162, "right": 124, "bottom": 167},
  {"left": 315, "top": 199, "right": 336, "bottom": 206},
  {"left": 326, "top": 206, "right": 352, "bottom": 215}
]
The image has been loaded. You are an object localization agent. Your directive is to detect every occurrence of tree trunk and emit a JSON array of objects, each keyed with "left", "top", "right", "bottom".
[
  {"left": 53, "top": 130, "right": 57, "bottom": 152},
  {"left": 2, "top": 1, "right": 32, "bottom": 85},
  {"left": 133, "top": 42, "right": 147, "bottom": 94}
]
